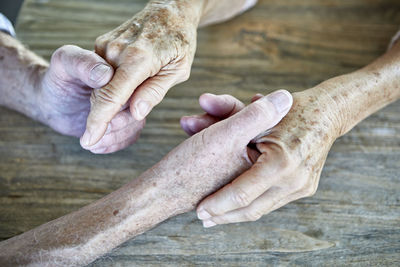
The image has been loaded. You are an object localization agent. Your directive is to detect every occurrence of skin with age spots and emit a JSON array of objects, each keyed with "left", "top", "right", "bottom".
[
  {"left": 82, "top": 0, "right": 203, "bottom": 148},
  {"left": 0, "top": 91, "right": 291, "bottom": 266},
  {"left": 81, "top": 0, "right": 259, "bottom": 150},
  {"left": 190, "top": 41, "right": 400, "bottom": 227},
  {"left": 1, "top": 40, "right": 399, "bottom": 265}
]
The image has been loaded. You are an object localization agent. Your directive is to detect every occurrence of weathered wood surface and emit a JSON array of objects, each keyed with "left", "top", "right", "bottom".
[{"left": 0, "top": 0, "right": 399, "bottom": 265}]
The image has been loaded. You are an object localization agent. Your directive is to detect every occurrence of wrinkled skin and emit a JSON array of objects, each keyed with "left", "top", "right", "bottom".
[
  {"left": 0, "top": 90, "right": 292, "bottom": 266},
  {"left": 181, "top": 88, "right": 340, "bottom": 227},
  {"left": 82, "top": 1, "right": 201, "bottom": 148},
  {"left": 38, "top": 45, "right": 145, "bottom": 153}
]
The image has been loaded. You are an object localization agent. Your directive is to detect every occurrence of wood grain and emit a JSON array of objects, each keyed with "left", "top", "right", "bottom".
[{"left": 0, "top": 0, "right": 399, "bottom": 265}]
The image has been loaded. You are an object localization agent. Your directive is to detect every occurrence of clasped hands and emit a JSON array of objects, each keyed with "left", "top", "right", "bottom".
[{"left": 34, "top": 3, "right": 342, "bottom": 226}]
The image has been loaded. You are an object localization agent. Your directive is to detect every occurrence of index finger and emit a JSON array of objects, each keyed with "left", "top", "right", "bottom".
[{"left": 81, "top": 53, "right": 154, "bottom": 147}]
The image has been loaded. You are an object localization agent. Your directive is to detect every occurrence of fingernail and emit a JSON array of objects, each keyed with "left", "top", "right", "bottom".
[
  {"left": 90, "top": 64, "right": 111, "bottom": 82},
  {"left": 81, "top": 129, "right": 92, "bottom": 147},
  {"left": 203, "top": 220, "right": 217, "bottom": 228},
  {"left": 266, "top": 90, "right": 292, "bottom": 113},
  {"left": 135, "top": 100, "right": 150, "bottom": 120},
  {"left": 197, "top": 209, "right": 211, "bottom": 220}
]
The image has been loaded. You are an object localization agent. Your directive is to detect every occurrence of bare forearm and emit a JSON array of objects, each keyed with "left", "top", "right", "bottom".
[
  {"left": 199, "top": 0, "right": 257, "bottom": 26},
  {"left": 147, "top": 0, "right": 257, "bottom": 28},
  {"left": 0, "top": 174, "right": 175, "bottom": 266},
  {"left": 313, "top": 42, "right": 400, "bottom": 137},
  {"left": 0, "top": 140, "right": 249, "bottom": 266},
  {"left": 0, "top": 32, "right": 48, "bottom": 122}
]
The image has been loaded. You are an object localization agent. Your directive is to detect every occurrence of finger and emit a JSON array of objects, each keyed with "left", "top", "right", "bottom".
[
  {"left": 196, "top": 150, "right": 283, "bottom": 220},
  {"left": 81, "top": 51, "right": 154, "bottom": 147},
  {"left": 50, "top": 45, "right": 114, "bottom": 89},
  {"left": 206, "top": 90, "right": 293, "bottom": 149},
  {"left": 196, "top": 91, "right": 293, "bottom": 218},
  {"left": 90, "top": 132, "right": 142, "bottom": 154},
  {"left": 129, "top": 70, "right": 187, "bottom": 121},
  {"left": 203, "top": 186, "right": 297, "bottom": 226},
  {"left": 180, "top": 114, "right": 219, "bottom": 136},
  {"left": 180, "top": 93, "right": 245, "bottom": 136},
  {"left": 198, "top": 93, "right": 245, "bottom": 118},
  {"left": 89, "top": 122, "right": 143, "bottom": 153},
  {"left": 83, "top": 109, "right": 145, "bottom": 153}
]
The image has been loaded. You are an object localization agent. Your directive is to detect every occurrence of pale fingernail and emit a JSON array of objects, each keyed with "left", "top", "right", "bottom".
[
  {"left": 202, "top": 220, "right": 217, "bottom": 228},
  {"left": 90, "top": 64, "right": 111, "bottom": 82},
  {"left": 80, "top": 129, "right": 92, "bottom": 147},
  {"left": 197, "top": 209, "right": 212, "bottom": 220},
  {"left": 135, "top": 100, "right": 150, "bottom": 121},
  {"left": 266, "top": 90, "right": 292, "bottom": 113}
]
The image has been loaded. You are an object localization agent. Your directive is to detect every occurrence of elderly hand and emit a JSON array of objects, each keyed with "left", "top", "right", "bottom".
[
  {"left": 38, "top": 45, "right": 145, "bottom": 153},
  {"left": 0, "top": 89, "right": 292, "bottom": 266},
  {"left": 181, "top": 88, "right": 340, "bottom": 227},
  {"left": 81, "top": 1, "right": 203, "bottom": 148}
]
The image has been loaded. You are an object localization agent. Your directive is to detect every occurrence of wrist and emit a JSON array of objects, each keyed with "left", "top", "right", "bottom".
[
  {"left": 0, "top": 32, "right": 48, "bottom": 122},
  {"left": 30, "top": 67, "right": 49, "bottom": 124},
  {"left": 297, "top": 87, "right": 343, "bottom": 142},
  {"left": 311, "top": 54, "right": 400, "bottom": 138},
  {"left": 146, "top": 0, "right": 203, "bottom": 28},
  {"left": 198, "top": 0, "right": 258, "bottom": 27}
]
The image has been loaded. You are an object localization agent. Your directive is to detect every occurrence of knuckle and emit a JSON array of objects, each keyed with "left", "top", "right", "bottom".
[
  {"left": 91, "top": 85, "right": 122, "bottom": 107},
  {"left": 98, "top": 88, "right": 118, "bottom": 104},
  {"left": 95, "top": 35, "right": 107, "bottom": 46},
  {"left": 145, "top": 85, "right": 165, "bottom": 103},
  {"left": 52, "top": 45, "right": 73, "bottom": 63},
  {"left": 106, "top": 41, "right": 125, "bottom": 60},
  {"left": 231, "top": 186, "right": 252, "bottom": 208}
]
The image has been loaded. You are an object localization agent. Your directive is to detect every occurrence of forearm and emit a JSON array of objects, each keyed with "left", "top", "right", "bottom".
[
  {"left": 147, "top": 0, "right": 257, "bottom": 28},
  {"left": 0, "top": 32, "right": 48, "bottom": 122},
  {"left": 0, "top": 140, "right": 249, "bottom": 266},
  {"left": 199, "top": 0, "right": 257, "bottom": 27},
  {"left": 313, "top": 41, "right": 400, "bottom": 137}
]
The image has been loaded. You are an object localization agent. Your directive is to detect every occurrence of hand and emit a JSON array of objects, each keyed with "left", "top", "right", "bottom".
[
  {"left": 0, "top": 89, "right": 293, "bottom": 266},
  {"left": 153, "top": 90, "right": 293, "bottom": 212},
  {"left": 81, "top": 1, "right": 202, "bottom": 148},
  {"left": 181, "top": 89, "right": 340, "bottom": 227},
  {"left": 38, "top": 45, "right": 145, "bottom": 154}
]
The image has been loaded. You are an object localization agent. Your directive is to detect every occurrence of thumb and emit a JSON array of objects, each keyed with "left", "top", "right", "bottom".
[
  {"left": 207, "top": 90, "right": 293, "bottom": 148},
  {"left": 50, "top": 45, "right": 114, "bottom": 89},
  {"left": 81, "top": 56, "right": 154, "bottom": 148}
]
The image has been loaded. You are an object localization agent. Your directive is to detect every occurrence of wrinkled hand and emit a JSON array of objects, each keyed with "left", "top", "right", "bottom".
[
  {"left": 38, "top": 45, "right": 145, "bottom": 154},
  {"left": 181, "top": 89, "right": 340, "bottom": 227},
  {"left": 82, "top": 1, "right": 201, "bottom": 148},
  {"left": 154, "top": 90, "right": 293, "bottom": 213}
]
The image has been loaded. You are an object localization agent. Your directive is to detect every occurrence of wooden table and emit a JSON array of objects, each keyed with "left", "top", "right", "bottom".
[{"left": 1, "top": 0, "right": 399, "bottom": 265}]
